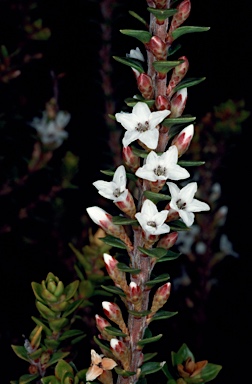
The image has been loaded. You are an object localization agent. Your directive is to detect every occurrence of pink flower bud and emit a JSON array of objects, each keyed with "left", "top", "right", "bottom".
[
  {"left": 123, "top": 146, "right": 140, "bottom": 173},
  {"left": 129, "top": 282, "right": 141, "bottom": 301},
  {"left": 167, "top": 56, "right": 189, "bottom": 96},
  {"left": 171, "top": 124, "right": 194, "bottom": 156},
  {"left": 157, "top": 231, "right": 178, "bottom": 249},
  {"left": 95, "top": 314, "right": 111, "bottom": 331},
  {"left": 103, "top": 254, "right": 129, "bottom": 293},
  {"left": 115, "top": 190, "right": 136, "bottom": 219},
  {"left": 110, "top": 338, "right": 126, "bottom": 355},
  {"left": 147, "top": 36, "right": 167, "bottom": 60},
  {"left": 170, "top": 88, "right": 188, "bottom": 118},
  {"left": 102, "top": 301, "right": 121, "bottom": 322},
  {"left": 168, "top": 0, "right": 191, "bottom": 40},
  {"left": 137, "top": 73, "right": 154, "bottom": 99},
  {"left": 148, "top": 282, "right": 171, "bottom": 318},
  {"left": 155, "top": 95, "right": 171, "bottom": 111},
  {"left": 153, "top": 0, "right": 167, "bottom": 9}
]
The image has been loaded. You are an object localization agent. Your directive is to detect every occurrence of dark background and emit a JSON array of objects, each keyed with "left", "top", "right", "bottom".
[{"left": 0, "top": 0, "right": 251, "bottom": 382}]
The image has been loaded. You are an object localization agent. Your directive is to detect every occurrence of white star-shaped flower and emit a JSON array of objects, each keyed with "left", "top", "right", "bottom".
[
  {"left": 86, "top": 349, "right": 117, "bottom": 382},
  {"left": 135, "top": 145, "right": 190, "bottom": 182},
  {"left": 167, "top": 181, "right": 210, "bottom": 227},
  {"left": 126, "top": 47, "right": 145, "bottom": 61},
  {"left": 115, "top": 102, "right": 170, "bottom": 149},
  {"left": 135, "top": 199, "right": 170, "bottom": 236},
  {"left": 93, "top": 165, "right": 127, "bottom": 202}
]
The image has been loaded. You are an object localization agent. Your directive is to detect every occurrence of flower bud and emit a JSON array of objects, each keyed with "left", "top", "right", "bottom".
[
  {"left": 147, "top": 36, "right": 167, "bottom": 60},
  {"left": 155, "top": 95, "right": 171, "bottom": 111},
  {"left": 95, "top": 314, "right": 114, "bottom": 341},
  {"left": 102, "top": 301, "right": 129, "bottom": 335},
  {"left": 137, "top": 73, "right": 154, "bottom": 99},
  {"left": 171, "top": 124, "right": 194, "bottom": 157},
  {"left": 157, "top": 231, "right": 178, "bottom": 249},
  {"left": 103, "top": 254, "right": 129, "bottom": 294},
  {"left": 123, "top": 146, "right": 140, "bottom": 173},
  {"left": 167, "top": 0, "right": 191, "bottom": 43},
  {"left": 110, "top": 338, "right": 131, "bottom": 370},
  {"left": 170, "top": 88, "right": 188, "bottom": 118},
  {"left": 148, "top": 282, "right": 171, "bottom": 320},
  {"left": 128, "top": 282, "right": 142, "bottom": 311},
  {"left": 167, "top": 56, "right": 189, "bottom": 96},
  {"left": 115, "top": 190, "right": 136, "bottom": 219}
]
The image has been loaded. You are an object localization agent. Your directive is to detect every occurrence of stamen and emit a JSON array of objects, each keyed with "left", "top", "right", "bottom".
[
  {"left": 147, "top": 220, "right": 157, "bottom": 228},
  {"left": 176, "top": 198, "right": 186, "bottom": 210},
  {"left": 154, "top": 165, "right": 166, "bottom": 176}
]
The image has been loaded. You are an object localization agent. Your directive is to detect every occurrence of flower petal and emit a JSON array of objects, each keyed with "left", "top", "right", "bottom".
[
  {"left": 86, "top": 365, "right": 103, "bottom": 381},
  {"left": 102, "top": 357, "right": 118, "bottom": 370},
  {"left": 149, "top": 109, "right": 170, "bottom": 129},
  {"left": 139, "top": 129, "right": 159, "bottom": 149}
]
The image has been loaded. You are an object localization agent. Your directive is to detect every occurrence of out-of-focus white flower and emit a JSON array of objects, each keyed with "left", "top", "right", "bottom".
[
  {"left": 135, "top": 199, "right": 170, "bottom": 236},
  {"left": 93, "top": 165, "right": 127, "bottom": 202},
  {"left": 126, "top": 47, "right": 145, "bottom": 62},
  {"left": 167, "top": 181, "right": 210, "bottom": 227},
  {"left": 115, "top": 102, "right": 170, "bottom": 149},
  {"left": 135, "top": 145, "right": 190, "bottom": 182},
  {"left": 30, "top": 110, "right": 70, "bottom": 149},
  {"left": 220, "top": 234, "right": 239, "bottom": 258}
]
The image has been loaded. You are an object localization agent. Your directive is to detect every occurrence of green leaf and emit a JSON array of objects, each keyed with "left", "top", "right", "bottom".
[
  {"left": 147, "top": 7, "right": 177, "bottom": 21},
  {"left": 31, "top": 282, "right": 46, "bottom": 304},
  {"left": 49, "top": 317, "right": 69, "bottom": 332},
  {"left": 171, "top": 343, "right": 194, "bottom": 366},
  {"left": 125, "top": 97, "right": 155, "bottom": 108},
  {"left": 200, "top": 363, "right": 222, "bottom": 382},
  {"left": 162, "top": 362, "right": 175, "bottom": 380},
  {"left": 153, "top": 60, "right": 183, "bottom": 74},
  {"left": 169, "top": 220, "right": 189, "bottom": 231},
  {"left": 140, "top": 361, "right": 166, "bottom": 376},
  {"left": 94, "top": 336, "right": 111, "bottom": 353},
  {"left": 114, "top": 367, "right": 136, "bottom": 376},
  {"left": 112, "top": 216, "right": 138, "bottom": 226},
  {"left": 18, "top": 374, "right": 40, "bottom": 384},
  {"left": 150, "top": 310, "right": 178, "bottom": 321},
  {"left": 143, "top": 352, "right": 158, "bottom": 362},
  {"left": 157, "top": 250, "right": 181, "bottom": 262},
  {"left": 162, "top": 115, "right": 196, "bottom": 127},
  {"left": 117, "top": 262, "right": 141, "bottom": 274},
  {"left": 138, "top": 246, "right": 167, "bottom": 258},
  {"left": 64, "top": 280, "right": 79, "bottom": 301},
  {"left": 31, "top": 316, "right": 52, "bottom": 336},
  {"left": 171, "top": 26, "right": 210, "bottom": 41},
  {"left": 168, "top": 43, "right": 181, "bottom": 56},
  {"left": 145, "top": 273, "right": 170, "bottom": 287},
  {"left": 113, "top": 56, "right": 145, "bottom": 73},
  {"left": 29, "top": 347, "right": 44, "bottom": 360},
  {"left": 129, "top": 10, "right": 148, "bottom": 26},
  {"left": 120, "top": 29, "right": 152, "bottom": 43},
  {"left": 100, "top": 235, "right": 128, "bottom": 249},
  {"left": 143, "top": 190, "right": 171, "bottom": 203},
  {"left": 178, "top": 160, "right": 205, "bottom": 166},
  {"left": 55, "top": 359, "right": 74, "bottom": 380},
  {"left": 105, "top": 326, "right": 128, "bottom": 338},
  {"left": 138, "top": 334, "right": 163, "bottom": 346},
  {"left": 173, "top": 77, "right": 206, "bottom": 94},
  {"left": 46, "top": 352, "right": 70, "bottom": 368},
  {"left": 11, "top": 345, "right": 29, "bottom": 362},
  {"left": 70, "top": 334, "right": 86, "bottom": 345},
  {"left": 101, "top": 285, "right": 126, "bottom": 297},
  {"left": 58, "top": 329, "right": 84, "bottom": 341},
  {"left": 41, "top": 376, "right": 59, "bottom": 384},
  {"left": 44, "top": 338, "right": 60, "bottom": 350},
  {"left": 128, "top": 309, "right": 151, "bottom": 317},
  {"left": 62, "top": 298, "right": 84, "bottom": 317}
]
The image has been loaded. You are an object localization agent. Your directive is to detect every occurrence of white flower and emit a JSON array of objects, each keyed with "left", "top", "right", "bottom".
[
  {"left": 135, "top": 199, "right": 170, "bottom": 235},
  {"left": 93, "top": 165, "right": 127, "bottom": 202},
  {"left": 167, "top": 181, "right": 210, "bottom": 227},
  {"left": 86, "top": 349, "right": 117, "bottom": 382},
  {"left": 126, "top": 47, "right": 145, "bottom": 62},
  {"left": 30, "top": 110, "right": 70, "bottom": 148},
  {"left": 115, "top": 102, "right": 170, "bottom": 149},
  {"left": 135, "top": 145, "right": 190, "bottom": 182}
]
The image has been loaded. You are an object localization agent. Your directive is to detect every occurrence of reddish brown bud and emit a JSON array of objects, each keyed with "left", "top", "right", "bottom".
[
  {"left": 170, "top": 88, "right": 188, "bottom": 118},
  {"left": 148, "top": 36, "right": 167, "bottom": 60},
  {"left": 171, "top": 124, "right": 194, "bottom": 156},
  {"left": 137, "top": 73, "right": 154, "bottom": 99},
  {"left": 123, "top": 146, "right": 140, "bottom": 173},
  {"left": 157, "top": 231, "right": 178, "bottom": 249},
  {"left": 168, "top": 0, "right": 191, "bottom": 37},
  {"left": 167, "top": 56, "right": 189, "bottom": 96},
  {"left": 155, "top": 95, "right": 171, "bottom": 111}
]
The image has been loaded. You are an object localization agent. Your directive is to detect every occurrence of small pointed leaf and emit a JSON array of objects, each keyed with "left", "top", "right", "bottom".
[
  {"left": 143, "top": 190, "right": 171, "bottom": 203},
  {"left": 41, "top": 376, "right": 59, "bottom": 384},
  {"left": 138, "top": 334, "right": 163, "bottom": 346},
  {"left": 101, "top": 285, "right": 126, "bottom": 297},
  {"left": 64, "top": 280, "right": 79, "bottom": 301},
  {"left": 128, "top": 309, "right": 151, "bottom": 317},
  {"left": 35, "top": 301, "right": 57, "bottom": 319},
  {"left": 162, "top": 362, "right": 175, "bottom": 380},
  {"left": 100, "top": 235, "right": 128, "bottom": 249},
  {"left": 145, "top": 273, "right": 170, "bottom": 287},
  {"left": 47, "top": 352, "right": 70, "bottom": 368},
  {"left": 113, "top": 56, "right": 144, "bottom": 73},
  {"left": 178, "top": 160, "right": 205, "bottom": 166},
  {"left": 55, "top": 359, "right": 74, "bottom": 380},
  {"left": 138, "top": 246, "right": 167, "bottom": 258},
  {"left": 120, "top": 29, "right": 152, "bottom": 43},
  {"left": 169, "top": 220, "right": 189, "bottom": 231},
  {"left": 70, "top": 334, "right": 86, "bottom": 345},
  {"left": 129, "top": 10, "right": 148, "bottom": 26},
  {"left": 114, "top": 367, "right": 136, "bottom": 376},
  {"left": 171, "top": 343, "right": 194, "bottom": 366},
  {"left": 168, "top": 43, "right": 182, "bottom": 56},
  {"left": 94, "top": 336, "right": 111, "bottom": 353},
  {"left": 172, "top": 26, "right": 210, "bottom": 41},
  {"left": 173, "top": 77, "right": 206, "bottom": 94},
  {"left": 140, "top": 361, "right": 166, "bottom": 376},
  {"left": 143, "top": 352, "right": 158, "bottom": 362},
  {"left": 112, "top": 216, "right": 138, "bottom": 226},
  {"left": 105, "top": 326, "right": 128, "bottom": 338},
  {"left": 125, "top": 97, "right": 155, "bottom": 108},
  {"left": 162, "top": 115, "right": 196, "bottom": 127},
  {"left": 62, "top": 298, "right": 84, "bottom": 318},
  {"left": 201, "top": 363, "right": 222, "bottom": 382},
  {"left": 11, "top": 345, "right": 29, "bottom": 362},
  {"left": 150, "top": 310, "right": 178, "bottom": 321},
  {"left": 147, "top": 7, "right": 177, "bottom": 20},
  {"left": 58, "top": 329, "right": 84, "bottom": 341},
  {"left": 31, "top": 316, "right": 52, "bottom": 336},
  {"left": 157, "top": 250, "right": 181, "bottom": 262},
  {"left": 117, "top": 262, "right": 141, "bottom": 274},
  {"left": 153, "top": 60, "right": 183, "bottom": 74},
  {"left": 18, "top": 374, "right": 40, "bottom": 384}
]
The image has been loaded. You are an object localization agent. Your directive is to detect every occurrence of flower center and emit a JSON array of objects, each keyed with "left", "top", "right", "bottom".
[
  {"left": 113, "top": 188, "right": 122, "bottom": 198},
  {"left": 135, "top": 121, "right": 149, "bottom": 132},
  {"left": 154, "top": 165, "right": 166, "bottom": 177},
  {"left": 147, "top": 220, "right": 157, "bottom": 228},
  {"left": 176, "top": 198, "right": 186, "bottom": 210}
]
